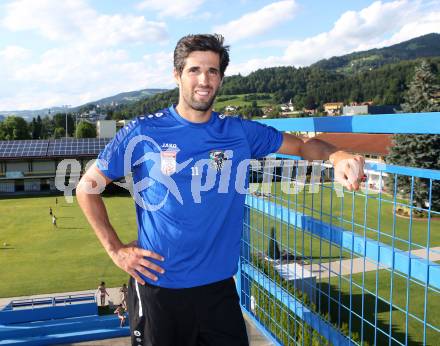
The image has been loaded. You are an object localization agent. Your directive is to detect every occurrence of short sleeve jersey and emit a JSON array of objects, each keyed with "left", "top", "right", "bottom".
[{"left": 97, "top": 105, "right": 283, "bottom": 288}]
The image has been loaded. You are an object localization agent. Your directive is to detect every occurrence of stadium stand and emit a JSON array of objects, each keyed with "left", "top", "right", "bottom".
[{"left": 0, "top": 294, "right": 129, "bottom": 345}]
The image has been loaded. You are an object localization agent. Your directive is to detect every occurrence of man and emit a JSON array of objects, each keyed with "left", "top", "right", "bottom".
[
  {"left": 96, "top": 281, "right": 109, "bottom": 306},
  {"left": 120, "top": 283, "right": 128, "bottom": 310},
  {"left": 76, "top": 34, "right": 364, "bottom": 346}
]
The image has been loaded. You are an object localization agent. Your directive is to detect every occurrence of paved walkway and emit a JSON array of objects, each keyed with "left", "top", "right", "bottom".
[{"left": 304, "top": 246, "right": 440, "bottom": 279}]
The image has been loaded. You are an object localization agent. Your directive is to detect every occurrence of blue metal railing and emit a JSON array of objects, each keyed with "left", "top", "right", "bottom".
[
  {"left": 238, "top": 112, "right": 440, "bottom": 346},
  {"left": 3, "top": 293, "right": 96, "bottom": 311}
]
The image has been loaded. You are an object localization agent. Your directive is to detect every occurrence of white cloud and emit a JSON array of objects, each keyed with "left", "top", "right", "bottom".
[
  {"left": 84, "top": 15, "right": 167, "bottom": 47},
  {"left": 227, "top": 0, "right": 440, "bottom": 75},
  {"left": 242, "top": 39, "right": 293, "bottom": 49},
  {"left": 2, "top": 0, "right": 88, "bottom": 41},
  {"left": 0, "top": 0, "right": 171, "bottom": 110},
  {"left": 2, "top": 0, "right": 439, "bottom": 110},
  {"left": 372, "top": 8, "right": 440, "bottom": 49},
  {"left": 0, "top": 45, "right": 31, "bottom": 61},
  {"left": 0, "top": 46, "right": 175, "bottom": 110},
  {"left": 213, "top": 0, "right": 299, "bottom": 43},
  {"left": 2, "top": 0, "right": 168, "bottom": 45},
  {"left": 136, "top": 0, "right": 206, "bottom": 18}
]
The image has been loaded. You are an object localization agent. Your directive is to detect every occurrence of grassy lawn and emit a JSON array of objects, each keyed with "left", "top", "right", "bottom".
[
  {"left": 1, "top": 183, "right": 438, "bottom": 344},
  {"left": 249, "top": 181, "right": 440, "bottom": 253},
  {"left": 247, "top": 182, "right": 439, "bottom": 345},
  {"left": 0, "top": 194, "right": 137, "bottom": 298},
  {"left": 318, "top": 270, "right": 440, "bottom": 346},
  {"left": 213, "top": 93, "right": 274, "bottom": 110}
]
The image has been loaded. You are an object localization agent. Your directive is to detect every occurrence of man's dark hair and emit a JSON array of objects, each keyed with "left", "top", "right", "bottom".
[{"left": 174, "top": 34, "right": 230, "bottom": 78}]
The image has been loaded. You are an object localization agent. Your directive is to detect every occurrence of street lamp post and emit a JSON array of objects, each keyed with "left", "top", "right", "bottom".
[{"left": 64, "top": 105, "right": 71, "bottom": 138}]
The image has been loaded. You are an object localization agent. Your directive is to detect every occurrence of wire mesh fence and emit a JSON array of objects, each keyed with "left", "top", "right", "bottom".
[{"left": 239, "top": 153, "right": 440, "bottom": 345}]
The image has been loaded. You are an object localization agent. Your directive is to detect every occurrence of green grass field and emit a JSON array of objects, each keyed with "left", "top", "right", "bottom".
[
  {"left": 213, "top": 93, "right": 274, "bottom": 111},
  {"left": 247, "top": 182, "right": 440, "bottom": 345},
  {"left": 1, "top": 185, "right": 438, "bottom": 344},
  {"left": 318, "top": 268, "right": 440, "bottom": 345},
  {"left": 0, "top": 194, "right": 137, "bottom": 298},
  {"left": 250, "top": 181, "right": 440, "bottom": 253}
]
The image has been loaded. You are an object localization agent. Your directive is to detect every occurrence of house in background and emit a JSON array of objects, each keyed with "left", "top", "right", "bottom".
[
  {"left": 343, "top": 104, "right": 397, "bottom": 115},
  {"left": 323, "top": 102, "right": 344, "bottom": 116},
  {"left": 309, "top": 133, "right": 393, "bottom": 191},
  {"left": 96, "top": 120, "right": 116, "bottom": 138}
]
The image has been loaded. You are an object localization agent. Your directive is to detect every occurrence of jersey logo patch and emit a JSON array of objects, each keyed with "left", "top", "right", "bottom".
[
  {"left": 209, "top": 150, "right": 228, "bottom": 171},
  {"left": 161, "top": 143, "right": 179, "bottom": 176},
  {"left": 161, "top": 150, "right": 177, "bottom": 175}
]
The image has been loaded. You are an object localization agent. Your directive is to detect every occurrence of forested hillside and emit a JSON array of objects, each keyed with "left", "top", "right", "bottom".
[
  {"left": 112, "top": 57, "right": 439, "bottom": 118},
  {"left": 109, "top": 33, "right": 440, "bottom": 118}
]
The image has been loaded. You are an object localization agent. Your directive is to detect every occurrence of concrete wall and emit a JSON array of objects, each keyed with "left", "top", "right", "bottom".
[{"left": 343, "top": 105, "right": 369, "bottom": 115}]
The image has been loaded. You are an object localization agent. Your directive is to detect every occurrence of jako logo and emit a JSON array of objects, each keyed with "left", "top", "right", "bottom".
[{"left": 162, "top": 143, "right": 177, "bottom": 149}]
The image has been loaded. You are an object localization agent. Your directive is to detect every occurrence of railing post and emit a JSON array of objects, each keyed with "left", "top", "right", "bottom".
[{"left": 240, "top": 204, "right": 251, "bottom": 311}]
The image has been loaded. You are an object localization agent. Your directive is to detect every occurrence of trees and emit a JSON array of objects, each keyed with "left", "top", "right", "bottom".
[
  {"left": 387, "top": 60, "right": 440, "bottom": 210},
  {"left": 53, "top": 113, "right": 75, "bottom": 137},
  {"left": 40, "top": 116, "right": 54, "bottom": 139},
  {"left": 53, "top": 127, "right": 66, "bottom": 139},
  {"left": 0, "top": 116, "right": 30, "bottom": 140},
  {"left": 30, "top": 116, "right": 43, "bottom": 139},
  {"left": 76, "top": 121, "right": 96, "bottom": 138},
  {"left": 401, "top": 60, "right": 440, "bottom": 112},
  {"left": 240, "top": 101, "right": 263, "bottom": 119}
]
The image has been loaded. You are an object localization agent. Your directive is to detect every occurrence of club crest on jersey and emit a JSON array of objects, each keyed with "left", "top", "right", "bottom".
[
  {"left": 160, "top": 150, "right": 177, "bottom": 175},
  {"left": 209, "top": 150, "right": 228, "bottom": 171},
  {"left": 161, "top": 143, "right": 179, "bottom": 175}
]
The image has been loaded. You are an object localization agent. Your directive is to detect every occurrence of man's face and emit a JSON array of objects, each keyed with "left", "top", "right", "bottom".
[{"left": 174, "top": 50, "right": 222, "bottom": 112}]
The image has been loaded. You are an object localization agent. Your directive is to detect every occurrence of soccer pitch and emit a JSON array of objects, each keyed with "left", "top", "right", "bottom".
[
  {"left": 0, "top": 188, "right": 438, "bottom": 344},
  {"left": 0, "top": 194, "right": 137, "bottom": 298},
  {"left": 0, "top": 187, "right": 438, "bottom": 299}
]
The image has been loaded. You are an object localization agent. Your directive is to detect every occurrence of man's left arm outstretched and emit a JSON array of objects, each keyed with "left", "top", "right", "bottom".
[{"left": 277, "top": 133, "right": 365, "bottom": 191}]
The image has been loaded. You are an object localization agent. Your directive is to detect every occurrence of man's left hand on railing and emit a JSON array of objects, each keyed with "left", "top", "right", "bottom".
[{"left": 329, "top": 151, "right": 365, "bottom": 191}]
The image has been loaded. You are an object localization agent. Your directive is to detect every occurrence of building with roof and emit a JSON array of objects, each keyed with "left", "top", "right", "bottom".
[
  {"left": 0, "top": 138, "right": 110, "bottom": 194},
  {"left": 96, "top": 120, "right": 116, "bottom": 138},
  {"left": 311, "top": 133, "right": 393, "bottom": 161},
  {"left": 306, "top": 133, "right": 393, "bottom": 192},
  {"left": 323, "top": 102, "right": 344, "bottom": 116},
  {"left": 342, "top": 105, "right": 398, "bottom": 116}
]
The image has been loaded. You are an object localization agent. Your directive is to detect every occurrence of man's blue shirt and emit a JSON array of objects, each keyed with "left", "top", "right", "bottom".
[{"left": 97, "top": 106, "right": 282, "bottom": 288}]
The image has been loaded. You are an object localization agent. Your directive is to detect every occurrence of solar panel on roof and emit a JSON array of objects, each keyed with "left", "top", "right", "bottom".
[
  {"left": 0, "top": 138, "right": 111, "bottom": 159},
  {"left": 0, "top": 140, "right": 49, "bottom": 158},
  {"left": 47, "top": 138, "right": 110, "bottom": 157}
]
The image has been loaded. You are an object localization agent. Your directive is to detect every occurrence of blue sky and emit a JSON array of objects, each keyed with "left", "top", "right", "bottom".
[{"left": 0, "top": 0, "right": 439, "bottom": 110}]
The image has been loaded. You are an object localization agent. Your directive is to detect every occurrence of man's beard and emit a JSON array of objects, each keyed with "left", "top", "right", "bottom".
[{"left": 185, "top": 89, "right": 218, "bottom": 112}]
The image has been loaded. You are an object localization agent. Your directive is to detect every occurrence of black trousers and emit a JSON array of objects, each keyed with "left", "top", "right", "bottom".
[{"left": 127, "top": 277, "right": 249, "bottom": 346}]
